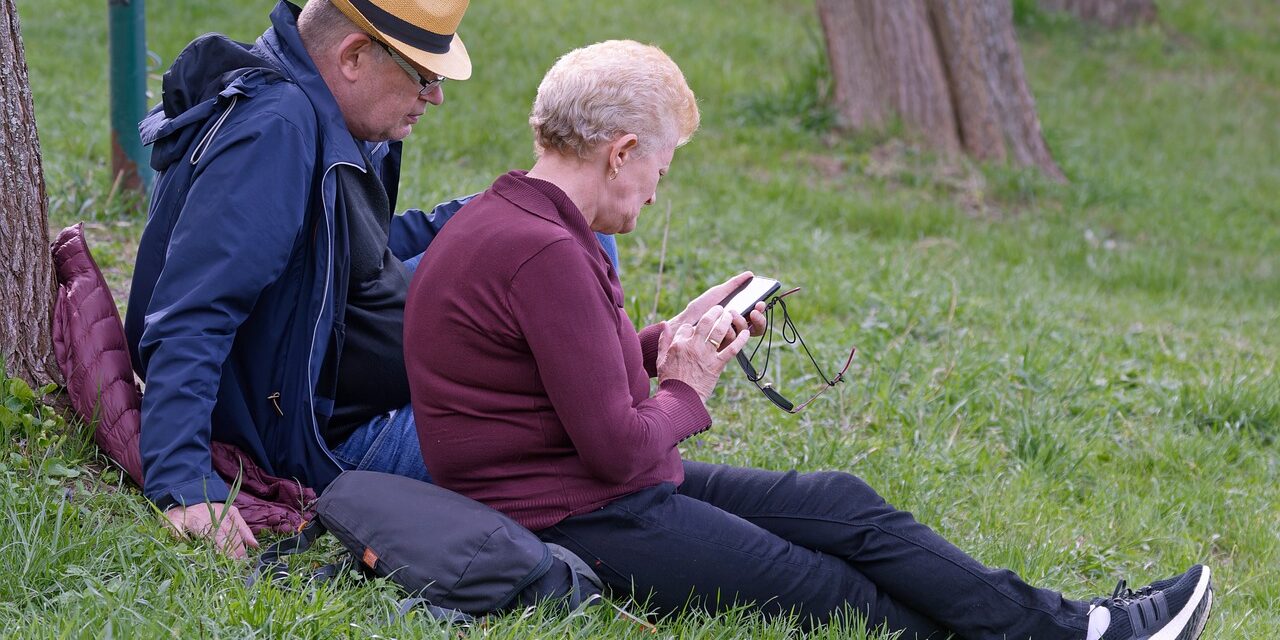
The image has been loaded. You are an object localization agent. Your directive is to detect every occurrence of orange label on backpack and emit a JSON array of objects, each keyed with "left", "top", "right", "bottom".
[{"left": 362, "top": 547, "right": 379, "bottom": 569}]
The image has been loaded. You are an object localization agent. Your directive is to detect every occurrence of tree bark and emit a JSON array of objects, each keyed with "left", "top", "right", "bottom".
[
  {"left": 927, "top": 0, "right": 1065, "bottom": 181},
  {"left": 1039, "top": 0, "right": 1157, "bottom": 29},
  {"left": 817, "top": 0, "right": 1066, "bottom": 181},
  {"left": 1, "top": 0, "right": 60, "bottom": 388},
  {"left": 816, "top": 0, "right": 960, "bottom": 153}
]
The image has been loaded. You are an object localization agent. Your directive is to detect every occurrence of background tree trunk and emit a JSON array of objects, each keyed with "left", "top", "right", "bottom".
[
  {"left": 815, "top": 0, "right": 960, "bottom": 153},
  {"left": 926, "top": 0, "right": 1066, "bottom": 181},
  {"left": 817, "top": 0, "right": 1066, "bottom": 182},
  {"left": 1039, "top": 0, "right": 1157, "bottom": 29},
  {"left": 1, "top": 0, "right": 60, "bottom": 388}
]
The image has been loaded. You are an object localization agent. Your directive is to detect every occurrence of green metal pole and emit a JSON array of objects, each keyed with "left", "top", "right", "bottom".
[{"left": 108, "top": 0, "right": 152, "bottom": 192}]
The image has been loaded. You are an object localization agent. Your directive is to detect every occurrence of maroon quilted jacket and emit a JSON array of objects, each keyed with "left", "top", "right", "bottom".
[{"left": 51, "top": 223, "right": 314, "bottom": 533}]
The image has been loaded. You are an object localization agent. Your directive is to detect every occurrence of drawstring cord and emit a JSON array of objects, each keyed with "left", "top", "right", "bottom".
[{"left": 190, "top": 95, "right": 240, "bottom": 165}]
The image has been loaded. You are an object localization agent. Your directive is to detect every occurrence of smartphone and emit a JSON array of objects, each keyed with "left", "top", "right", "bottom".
[{"left": 719, "top": 276, "right": 781, "bottom": 318}]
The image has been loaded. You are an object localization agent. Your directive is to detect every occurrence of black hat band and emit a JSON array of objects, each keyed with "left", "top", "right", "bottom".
[{"left": 349, "top": 0, "right": 453, "bottom": 54}]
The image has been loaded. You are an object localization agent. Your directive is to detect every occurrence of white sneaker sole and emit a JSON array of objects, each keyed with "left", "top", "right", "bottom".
[
  {"left": 1183, "top": 587, "right": 1213, "bottom": 640},
  {"left": 1149, "top": 566, "right": 1213, "bottom": 640}
]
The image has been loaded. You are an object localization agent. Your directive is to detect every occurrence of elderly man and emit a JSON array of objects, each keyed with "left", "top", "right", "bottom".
[{"left": 124, "top": 0, "right": 483, "bottom": 557}]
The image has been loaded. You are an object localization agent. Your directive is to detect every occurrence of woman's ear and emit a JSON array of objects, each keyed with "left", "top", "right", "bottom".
[{"left": 607, "top": 134, "right": 640, "bottom": 176}]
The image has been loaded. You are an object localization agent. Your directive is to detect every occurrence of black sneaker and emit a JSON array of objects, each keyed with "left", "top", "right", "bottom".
[{"left": 1086, "top": 565, "right": 1213, "bottom": 640}]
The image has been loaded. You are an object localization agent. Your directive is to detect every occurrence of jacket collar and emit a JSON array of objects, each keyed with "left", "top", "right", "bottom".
[
  {"left": 491, "top": 171, "right": 611, "bottom": 265},
  {"left": 259, "top": 1, "right": 366, "bottom": 169}
]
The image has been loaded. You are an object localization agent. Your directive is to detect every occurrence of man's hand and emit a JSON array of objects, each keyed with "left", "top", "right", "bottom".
[
  {"left": 671, "top": 272, "right": 769, "bottom": 347},
  {"left": 163, "top": 502, "right": 259, "bottom": 559},
  {"left": 657, "top": 306, "right": 753, "bottom": 403}
]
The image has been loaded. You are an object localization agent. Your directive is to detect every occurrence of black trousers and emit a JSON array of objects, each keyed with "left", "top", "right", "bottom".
[{"left": 539, "top": 461, "right": 1089, "bottom": 640}]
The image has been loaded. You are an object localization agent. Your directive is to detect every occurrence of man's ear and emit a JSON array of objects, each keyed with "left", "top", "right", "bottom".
[
  {"left": 607, "top": 134, "right": 640, "bottom": 174},
  {"left": 334, "top": 32, "right": 377, "bottom": 83}
]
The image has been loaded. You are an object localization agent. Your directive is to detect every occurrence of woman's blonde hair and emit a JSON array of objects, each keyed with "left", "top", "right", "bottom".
[{"left": 530, "top": 40, "right": 699, "bottom": 159}]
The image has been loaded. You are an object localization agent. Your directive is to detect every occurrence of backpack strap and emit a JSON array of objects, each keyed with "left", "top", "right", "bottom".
[
  {"left": 389, "top": 544, "right": 603, "bottom": 625},
  {"left": 543, "top": 544, "right": 658, "bottom": 631},
  {"left": 391, "top": 598, "right": 476, "bottom": 625},
  {"left": 546, "top": 543, "right": 604, "bottom": 611},
  {"left": 248, "top": 519, "right": 475, "bottom": 626},
  {"left": 246, "top": 519, "right": 333, "bottom": 587}
]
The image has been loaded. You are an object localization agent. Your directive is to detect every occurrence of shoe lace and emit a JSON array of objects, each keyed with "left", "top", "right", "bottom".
[{"left": 1106, "top": 579, "right": 1156, "bottom": 605}]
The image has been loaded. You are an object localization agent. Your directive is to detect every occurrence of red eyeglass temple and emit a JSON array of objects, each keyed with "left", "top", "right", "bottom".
[
  {"left": 785, "top": 346, "right": 857, "bottom": 414},
  {"left": 832, "top": 346, "right": 857, "bottom": 381}
]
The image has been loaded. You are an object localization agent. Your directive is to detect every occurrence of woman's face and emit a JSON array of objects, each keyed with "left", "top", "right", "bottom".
[{"left": 594, "top": 140, "right": 676, "bottom": 235}]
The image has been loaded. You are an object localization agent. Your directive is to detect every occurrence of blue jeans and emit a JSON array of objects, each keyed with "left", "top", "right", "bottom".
[
  {"left": 540, "top": 461, "right": 1088, "bottom": 639},
  {"left": 331, "top": 405, "right": 431, "bottom": 483}
]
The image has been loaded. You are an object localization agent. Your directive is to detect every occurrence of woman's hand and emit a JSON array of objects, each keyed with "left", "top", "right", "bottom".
[
  {"left": 671, "top": 272, "right": 769, "bottom": 347},
  {"left": 733, "top": 300, "right": 769, "bottom": 341},
  {"left": 657, "top": 305, "right": 753, "bottom": 403}
]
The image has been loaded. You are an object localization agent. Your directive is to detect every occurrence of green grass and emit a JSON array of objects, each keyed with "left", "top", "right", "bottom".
[{"left": 10, "top": 0, "right": 1280, "bottom": 637}]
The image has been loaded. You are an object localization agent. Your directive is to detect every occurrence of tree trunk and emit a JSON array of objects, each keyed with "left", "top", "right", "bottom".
[
  {"left": 927, "top": 0, "right": 1065, "bottom": 181},
  {"left": 815, "top": 0, "right": 960, "bottom": 153},
  {"left": 1, "top": 0, "right": 60, "bottom": 389},
  {"left": 1039, "top": 0, "right": 1157, "bottom": 29},
  {"left": 817, "top": 0, "right": 1066, "bottom": 182}
]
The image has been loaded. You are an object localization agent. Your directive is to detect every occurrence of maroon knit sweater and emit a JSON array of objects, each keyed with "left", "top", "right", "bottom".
[{"left": 405, "top": 172, "right": 711, "bottom": 531}]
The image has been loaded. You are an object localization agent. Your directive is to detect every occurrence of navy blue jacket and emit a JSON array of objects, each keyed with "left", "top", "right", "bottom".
[{"left": 124, "top": 2, "right": 462, "bottom": 508}]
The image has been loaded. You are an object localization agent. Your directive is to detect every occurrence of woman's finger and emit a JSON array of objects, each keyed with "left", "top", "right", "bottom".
[
  {"left": 717, "top": 313, "right": 748, "bottom": 350},
  {"left": 718, "top": 323, "right": 754, "bottom": 361},
  {"left": 714, "top": 312, "right": 739, "bottom": 349},
  {"left": 674, "top": 322, "right": 696, "bottom": 342},
  {"left": 706, "top": 271, "right": 753, "bottom": 300},
  {"left": 696, "top": 306, "right": 731, "bottom": 348},
  {"left": 673, "top": 272, "right": 754, "bottom": 329},
  {"left": 747, "top": 304, "right": 768, "bottom": 336},
  {"left": 694, "top": 305, "right": 725, "bottom": 331},
  {"left": 657, "top": 321, "right": 674, "bottom": 352}
]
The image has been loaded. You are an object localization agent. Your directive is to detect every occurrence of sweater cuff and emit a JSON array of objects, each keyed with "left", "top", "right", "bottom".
[
  {"left": 639, "top": 323, "right": 665, "bottom": 378},
  {"left": 147, "top": 473, "right": 231, "bottom": 511},
  {"left": 654, "top": 379, "right": 712, "bottom": 443}
]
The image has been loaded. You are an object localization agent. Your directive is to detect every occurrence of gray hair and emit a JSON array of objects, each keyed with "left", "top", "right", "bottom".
[
  {"left": 297, "top": 0, "right": 362, "bottom": 59},
  {"left": 529, "top": 40, "right": 699, "bottom": 159}
]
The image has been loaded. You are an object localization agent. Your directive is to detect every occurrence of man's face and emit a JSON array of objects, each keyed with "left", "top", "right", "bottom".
[{"left": 345, "top": 42, "right": 444, "bottom": 142}]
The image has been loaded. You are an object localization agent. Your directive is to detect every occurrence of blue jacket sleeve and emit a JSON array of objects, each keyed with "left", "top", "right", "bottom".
[
  {"left": 388, "top": 195, "right": 621, "bottom": 270},
  {"left": 388, "top": 194, "right": 478, "bottom": 261},
  {"left": 136, "top": 110, "right": 315, "bottom": 509},
  {"left": 595, "top": 233, "right": 619, "bottom": 270}
]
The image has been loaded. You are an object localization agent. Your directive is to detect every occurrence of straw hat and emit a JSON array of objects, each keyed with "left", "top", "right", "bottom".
[{"left": 330, "top": 0, "right": 472, "bottom": 80}]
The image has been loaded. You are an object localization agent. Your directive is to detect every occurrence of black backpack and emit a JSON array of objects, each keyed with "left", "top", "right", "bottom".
[{"left": 250, "top": 470, "right": 602, "bottom": 622}]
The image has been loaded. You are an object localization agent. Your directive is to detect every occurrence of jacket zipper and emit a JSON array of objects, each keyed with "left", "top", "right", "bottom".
[{"left": 308, "top": 161, "right": 364, "bottom": 470}]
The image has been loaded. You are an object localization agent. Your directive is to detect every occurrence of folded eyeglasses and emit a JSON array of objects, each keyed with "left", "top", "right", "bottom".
[{"left": 737, "top": 287, "right": 857, "bottom": 414}]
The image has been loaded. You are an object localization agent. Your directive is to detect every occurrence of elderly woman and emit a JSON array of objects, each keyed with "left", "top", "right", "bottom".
[{"left": 404, "top": 41, "right": 1211, "bottom": 640}]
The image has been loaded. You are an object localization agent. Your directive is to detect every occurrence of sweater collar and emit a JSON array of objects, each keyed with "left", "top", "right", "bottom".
[{"left": 491, "top": 171, "right": 610, "bottom": 265}]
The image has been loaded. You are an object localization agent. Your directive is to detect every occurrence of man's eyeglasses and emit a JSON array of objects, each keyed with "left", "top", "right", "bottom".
[
  {"left": 375, "top": 40, "right": 445, "bottom": 97},
  {"left": 737, "top": 287, "right": 856, "bottom": 414}
]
